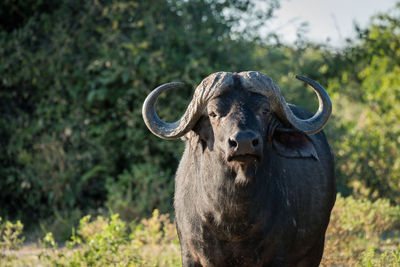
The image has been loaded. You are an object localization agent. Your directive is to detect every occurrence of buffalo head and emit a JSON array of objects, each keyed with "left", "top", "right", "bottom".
[{"left": 142, "top": 71, "right": 331, "bottom": 167}]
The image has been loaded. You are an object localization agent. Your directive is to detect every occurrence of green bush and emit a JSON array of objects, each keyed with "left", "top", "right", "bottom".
[
  {"left": 360, "top": 246, "right": 400, "bottom": 267},
  {"left": 106, "top": 163, "right": 175, "bottom": 221},
  {"left": 322, "top": 195, "right": 400, "bottom": 265},
  {"left": 39, "top": 210, "right": 181, "bottom": 266},
  {"left": 324, "top": 3, "right": 400, "bottom": 203},
  {"left": 0, "top": 217, "right": 25, "bottom": 266},
  {"left": 0, "top": 217, "right": 24, "bottom": 252},
  {"left": 0, "top": 0, "right": 278, "bottom": 224}
]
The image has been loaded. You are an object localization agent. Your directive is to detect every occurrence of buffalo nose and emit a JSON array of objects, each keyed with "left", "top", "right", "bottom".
[{"left": 228, "top": 131, "right": 261, "bottom": 155}]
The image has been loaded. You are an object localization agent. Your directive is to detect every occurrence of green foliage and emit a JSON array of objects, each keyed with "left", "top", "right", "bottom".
[
  {"left": 0, "top": 0, "right": 278, "bottom": 224},
  {"left": 327, "top": 5, "right": 400, "bottom": 202},
  {"left": 39, "top": 210, "right": 181, "bottom": 266},
  {"left": 42, "top": 232, "right": 56, "bottom": 249},
  {"left": 106, "top": 163, "right": 175, "bottom": 221},
  {"left": 38, "top": 209, "right": 83, "bottom": 241},
  {"left": 360, "top": 246, "right": 400, "bottom": 267},
  {"left": 322, "top": 195, "right": 400, "bottom": 265},
  {"left": 0, "top": 217, "right": 25, "bottom": 251},
  {"left": 0, "top": 217, "right": 25, "bottom": 266}
]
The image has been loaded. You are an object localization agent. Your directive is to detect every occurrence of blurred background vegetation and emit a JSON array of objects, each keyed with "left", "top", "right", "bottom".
[{"left": 1, "top": 0, "right": 400, "bottom": 265}]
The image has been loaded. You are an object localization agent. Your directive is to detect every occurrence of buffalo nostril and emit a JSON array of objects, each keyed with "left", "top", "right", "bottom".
[
  {"left": 229, "top": 138, "right": 238, "bottom": 148},
  {"left": 252, "top": 138, "right": 259, "bottom": 147}
]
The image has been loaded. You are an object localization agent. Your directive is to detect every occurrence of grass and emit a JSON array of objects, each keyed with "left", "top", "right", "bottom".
[{"left": 1, "top": 194, "right": 400, "bottom": 266}]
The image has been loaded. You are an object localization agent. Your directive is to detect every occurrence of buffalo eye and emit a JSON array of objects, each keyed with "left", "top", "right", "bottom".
[
  {"left": 209, "top": 111, "right": 218, "bottom": 118},
  {"left": 262, "top": 108, "right": 269, "bottom": 115},
  {"left": 258, "top": 104, "right": 270, "bottom": 116}
]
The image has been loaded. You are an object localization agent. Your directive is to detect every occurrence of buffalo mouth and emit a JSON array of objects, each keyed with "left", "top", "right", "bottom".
[{"left": 227, "top": 154, "right": 261, "bottom": 163}]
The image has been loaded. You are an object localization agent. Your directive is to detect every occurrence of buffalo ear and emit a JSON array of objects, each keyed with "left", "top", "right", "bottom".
[
  {"left": 192, "top": 116, "right": 212, "bottom": 150},
  {"left": 272, "top": 130, "right": 319, "bottom": 160}
]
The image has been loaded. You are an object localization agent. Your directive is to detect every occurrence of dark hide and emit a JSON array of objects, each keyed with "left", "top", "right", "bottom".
[{"left": 174, "top": 77, "right": 336, "bottom": 266}]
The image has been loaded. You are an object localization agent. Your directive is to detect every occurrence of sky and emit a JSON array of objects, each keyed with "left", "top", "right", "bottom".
[{"left": 264, "top": 0, "right": 398, "bottom": 46}]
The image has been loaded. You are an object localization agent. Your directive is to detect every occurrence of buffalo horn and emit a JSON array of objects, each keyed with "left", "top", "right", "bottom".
[
  {"left": 142, "top": 82, "right": 203, "bottom": 140},
  {"left": 278, "top": 75, "right": 332, "bottom": 135}
]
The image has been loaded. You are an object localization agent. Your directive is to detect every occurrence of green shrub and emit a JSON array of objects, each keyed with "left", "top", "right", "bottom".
[
  {"left": 322, "top": 195, "right": 400, "bottom": 265},
  {"left": 39, "top": 210, "right": 181, "bottom": 266},
  {"left": 0, "top": 217, "right": 24, "bottom": 252},
  {"left": 0, "top": 217, "right": 25, "bottom": 266},
  {"left": 326, "top": 4, "right": 400, "bottom": 203},
  {"left": 360, "top": 246, "right": 400, "bottom": 267},
  {"left": 0, "top": 0, "right": 278, "bottom": 226},
  {"left": 106, "top": 163, "right": 175, "bottom": 221}
]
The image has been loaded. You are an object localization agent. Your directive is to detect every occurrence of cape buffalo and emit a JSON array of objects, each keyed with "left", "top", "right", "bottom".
[{"left": 142, "top": 71, "right": 336, "bottom": 266}]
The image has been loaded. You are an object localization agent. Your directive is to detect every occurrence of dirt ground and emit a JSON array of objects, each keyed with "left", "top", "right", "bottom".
[{"left": 1, "top": 243, "right": 47, "bottom": 266}]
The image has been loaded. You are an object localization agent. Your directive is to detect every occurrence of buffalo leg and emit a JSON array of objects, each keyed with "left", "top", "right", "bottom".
[{"left": 295, "top": 235, "right": 325, "bottom": 267}]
